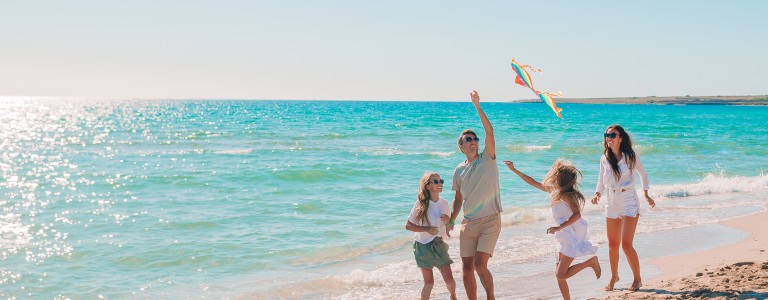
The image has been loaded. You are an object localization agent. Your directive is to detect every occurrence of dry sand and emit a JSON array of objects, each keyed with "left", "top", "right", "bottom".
[{"left": 599, "top": 209, "right": 768, "bottom": 299}]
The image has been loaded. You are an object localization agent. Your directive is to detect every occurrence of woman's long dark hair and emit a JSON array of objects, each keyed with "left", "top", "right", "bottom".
[{"left": 603, "top": 125, "right": 636, "bottom": 180}]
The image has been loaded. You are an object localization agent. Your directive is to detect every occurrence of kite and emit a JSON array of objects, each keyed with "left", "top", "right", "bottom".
[{"left": 510, "top": 58, "right": 564, "bottom": 119}]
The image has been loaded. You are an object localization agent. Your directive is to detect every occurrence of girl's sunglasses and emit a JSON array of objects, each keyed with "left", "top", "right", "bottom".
[
  {"left": 603, "top": 133, "right": 618, "bottom": 139},
  {"left": 429, "top": 179, "right": 445, "bottom": 185}
]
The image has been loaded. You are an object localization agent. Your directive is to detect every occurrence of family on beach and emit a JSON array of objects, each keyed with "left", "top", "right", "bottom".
[{"left": 405, "top": 91, "right": 656, "bottom": 300}]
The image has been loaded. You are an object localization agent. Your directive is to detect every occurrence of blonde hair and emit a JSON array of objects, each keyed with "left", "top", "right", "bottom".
[
  {"left": 415, "top": 172, "right": 440, "bottom": 226},
  {"left": 542, "top": 159, "right": 585, "bottom": 213}
]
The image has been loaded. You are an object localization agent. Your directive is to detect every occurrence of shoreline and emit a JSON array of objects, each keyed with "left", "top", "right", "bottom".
[
  {"left": 319, "top": 190, "right": 768, "bottom": 299},
  {"left": 600, "top": 208, "right": 768, "bottom": 299},
  {"left": 513, "top": 95, "right": 768, "bottom": 105}
]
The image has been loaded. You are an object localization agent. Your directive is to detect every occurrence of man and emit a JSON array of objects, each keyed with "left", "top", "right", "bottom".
[{"left": 448, "top": 90, "right": 502, "bottom": 300}]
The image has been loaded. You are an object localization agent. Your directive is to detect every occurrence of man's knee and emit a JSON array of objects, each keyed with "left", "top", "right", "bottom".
[
  {"left": 473, "top": 252, "right": 491, "bottom": 270},
  {"left": 462, "top": 256, "right": 475, "bottom": 269},
  {"left": 473, "top": 263, "right": 492, "bottom": 279},
  {"left": 462, "top": 262, "right": 475, "bottom": 273},
  {"left": 473, "top": 259, "right": 488, "bottom": 272}
]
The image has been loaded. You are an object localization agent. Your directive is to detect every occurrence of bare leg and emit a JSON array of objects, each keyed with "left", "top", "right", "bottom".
[
  {"left": 556, "top": 254, "right": 601, "bottom": 300},
  {"left": 474, "top": 251, "right": 494, "bottom": 300},
  {"left": 461, "top": 256, "right": 477, "bottom": 300},
  {"left": 419, "top": 268, "right": 435, "bottom": 300},
  {"left": 604, "top": 217, "right": 623, "bottom": 290},
  {"left": 555, "top": 254, "right": 575, "bottom": 300},
  {"left": 437, "top": 265, "right": 458, "bottom": 300},
  {"left": 591, "top": 256, "right": 602, "bottom": 279},
  {"left": 622, "top": 215, "right": 642, "bottom": 291},
  {"left": 560, "top": 254, "right": 599, "bottom": 279}
]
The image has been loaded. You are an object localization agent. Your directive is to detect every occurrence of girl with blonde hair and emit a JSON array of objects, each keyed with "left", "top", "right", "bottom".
[
  {"left": 505, "top": 159, "right": 601, "bottom": 300},
  {"left": 406, "top": 172, "right": 457, "bottom": 300}
]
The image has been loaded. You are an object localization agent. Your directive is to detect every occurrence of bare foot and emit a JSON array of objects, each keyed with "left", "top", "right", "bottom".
[
  {"left": 604, "top": 275, "right": 619, "bottom": 291},
  {"left": 629, "top": 280, "right": 642, "bottom": 291},
  {"left": 589, "top": 256, "right": 601, "bottom": 279}
]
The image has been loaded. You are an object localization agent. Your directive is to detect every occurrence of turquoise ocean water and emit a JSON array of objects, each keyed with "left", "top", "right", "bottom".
[{"left": 1, "top": 99, "right": 767, "bottom": 299}]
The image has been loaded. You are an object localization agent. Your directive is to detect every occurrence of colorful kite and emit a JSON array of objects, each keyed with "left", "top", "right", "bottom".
[{"left": 510, "top": 58, "right": 564, "bottom": 119}]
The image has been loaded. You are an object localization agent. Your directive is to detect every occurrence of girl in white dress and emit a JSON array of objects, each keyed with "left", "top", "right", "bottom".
[
  {"left": 405, "top": 172, "right": 457, "bottom": 300},
  {"left": 504, "top": 159, "right": 600, "bottom": 300},
  {"left": 590, "top": 125, "right": 656, "bottom": 291}
]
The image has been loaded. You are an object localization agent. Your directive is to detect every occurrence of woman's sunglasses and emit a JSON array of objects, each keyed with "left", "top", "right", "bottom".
[
  {"left": 603, "top": 133, "right": 618, "bottom": 139},
  {"left": 429, "top": 179, "right": 445, "bottom": 185},
  {"left": 463, "top": 137, "right": 480, "bottom": 143}
]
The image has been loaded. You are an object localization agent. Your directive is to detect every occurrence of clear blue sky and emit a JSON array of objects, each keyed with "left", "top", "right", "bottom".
[{"left": 1, "top": 1, "right": 766, "bottom": 101}]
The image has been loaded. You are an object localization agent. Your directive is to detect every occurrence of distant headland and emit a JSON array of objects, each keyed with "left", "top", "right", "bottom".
[{"left": 513, "top": 95, "right": 768, "bottom": 105}]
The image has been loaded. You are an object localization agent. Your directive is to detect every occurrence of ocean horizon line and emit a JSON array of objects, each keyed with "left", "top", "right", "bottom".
[{"left": 2, "top": 94, "right": 767, "bottom": 104}]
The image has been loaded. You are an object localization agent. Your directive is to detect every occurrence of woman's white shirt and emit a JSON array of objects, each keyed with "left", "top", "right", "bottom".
[{"left": 595, "top": 154, "right": 650, "bottom": 194}]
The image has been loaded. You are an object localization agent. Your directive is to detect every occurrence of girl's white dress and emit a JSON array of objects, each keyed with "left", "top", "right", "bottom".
[{"left": 552, "top": 200, "right": 597, "bottom": 259}]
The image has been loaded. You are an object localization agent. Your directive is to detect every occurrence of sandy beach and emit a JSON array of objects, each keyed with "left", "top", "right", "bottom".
[{"left": 599, "top": 208, "right": 768, "bottom": 299}]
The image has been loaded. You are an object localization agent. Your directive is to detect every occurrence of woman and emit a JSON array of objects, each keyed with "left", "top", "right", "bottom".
[
  {"left": 591, "top": 125, "right": 656, "bottom": 291},
  {"left": 405, "top": 172, "right": 457, "bottom": 300}
]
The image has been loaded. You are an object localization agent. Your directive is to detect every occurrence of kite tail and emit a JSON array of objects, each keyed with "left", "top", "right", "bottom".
[
  {"left": 512, "top": 58, "right": 542, "bottom": 73},
  {"left": 536, "top": 91, "right": 564, "bottom": 119},
  {"left": 522, "top": 65, "right": 542, "bottom": 74}
]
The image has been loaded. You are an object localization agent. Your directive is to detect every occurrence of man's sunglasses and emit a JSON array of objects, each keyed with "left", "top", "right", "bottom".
[{"left": 463, "top": 137, "right": 480, "bottom": 143}]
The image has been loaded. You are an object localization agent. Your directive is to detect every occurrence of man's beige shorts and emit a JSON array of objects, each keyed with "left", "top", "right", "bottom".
[{"left": 459, "top": 213, "right": 501, "bottom": 257}]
